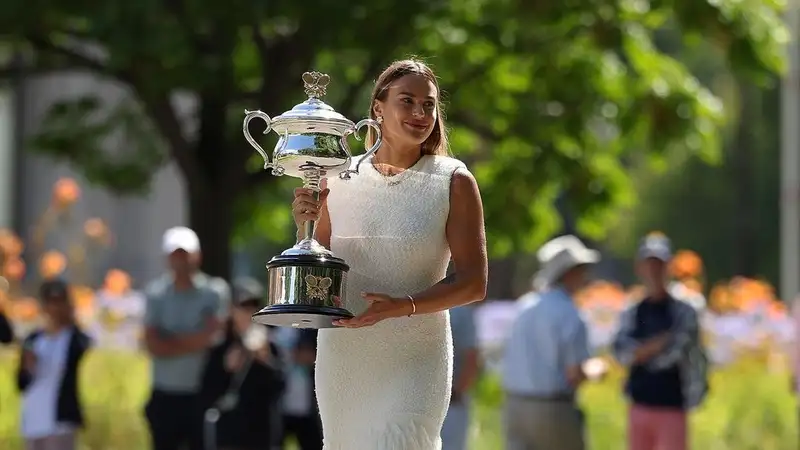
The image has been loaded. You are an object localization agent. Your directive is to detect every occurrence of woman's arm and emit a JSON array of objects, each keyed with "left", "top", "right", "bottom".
[
  {"left": 334, "top": 169, "right": 488, "bottom": 328},
  {"left": 404, "top": 169, "right": 488, "bottom": 314}
]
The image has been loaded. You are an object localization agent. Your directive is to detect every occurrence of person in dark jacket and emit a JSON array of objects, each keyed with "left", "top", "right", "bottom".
[
  {"left": 0, "top": 308, "right": 13, "bottom": 344},
  {"left": 17, "top": 279, "right": 92, "bottom": 450},
  {"left": 199, "top": 281, "right": 285, "bottom": 450},
  {"left": 278, "top": 328, "right": 323, "bottom": 450}
]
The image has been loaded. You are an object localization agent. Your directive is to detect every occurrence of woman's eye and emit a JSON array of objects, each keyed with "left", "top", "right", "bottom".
[
  {"left": 424, "top": 102, "right": 435, "bottom": 109},
  {"left": 401, "top": 98, "right": 413, "bottom": 104}
]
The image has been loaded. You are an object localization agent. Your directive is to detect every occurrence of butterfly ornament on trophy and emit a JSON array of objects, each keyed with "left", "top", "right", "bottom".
[{"left": 305, "top": 275, "right": 333, "bottom": 301}]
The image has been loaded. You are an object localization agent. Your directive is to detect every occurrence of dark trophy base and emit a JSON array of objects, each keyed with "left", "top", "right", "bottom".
[
  {"left": 252, "top": 305, "right": 354, "bottom": 328},
  {"left": 251, "top": 252, "right": 352, "bottom": 329}
]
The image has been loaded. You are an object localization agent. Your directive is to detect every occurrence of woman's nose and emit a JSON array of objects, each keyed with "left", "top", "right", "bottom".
[{"left": 411, "top": 104, "right": 424, "bottom": 117}]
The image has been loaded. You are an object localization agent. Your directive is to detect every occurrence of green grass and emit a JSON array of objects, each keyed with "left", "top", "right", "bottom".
[{"left": 0, "top": 348, "right": 796, "bottom": 449}]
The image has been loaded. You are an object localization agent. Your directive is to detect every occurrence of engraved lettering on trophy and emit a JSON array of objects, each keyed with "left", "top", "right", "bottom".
[{"left": 305, "top": 275, "right": 333, "bottom": 301}]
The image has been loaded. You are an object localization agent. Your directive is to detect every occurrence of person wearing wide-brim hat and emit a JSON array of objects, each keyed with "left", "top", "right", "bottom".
[{"left": 501, "top": 235, "right": 600, "bottom": 450}]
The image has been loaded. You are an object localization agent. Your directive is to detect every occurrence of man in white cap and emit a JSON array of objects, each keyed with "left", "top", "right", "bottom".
[
  {"left": 612, "top": 232, "right": 707, "bottom": 450},
  {"left": 501, "top": 235, "right": 600, "bottom": 450},
  {"left": 142, "top": 226, "right": 231, "bottom": 450}
]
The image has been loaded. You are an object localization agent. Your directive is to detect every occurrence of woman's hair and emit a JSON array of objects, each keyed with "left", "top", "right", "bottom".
[{"left": 366, "top": 59, "right": 449, "bottom": 156}]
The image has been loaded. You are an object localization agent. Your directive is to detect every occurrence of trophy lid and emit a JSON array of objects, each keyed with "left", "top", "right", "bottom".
[{"left": 270, "top": 71, "right": 355, "bottom": 134}]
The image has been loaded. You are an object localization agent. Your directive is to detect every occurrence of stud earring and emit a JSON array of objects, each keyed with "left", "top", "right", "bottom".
[{"left": 376, "top": 116, "right": 384, "bottom": 125}]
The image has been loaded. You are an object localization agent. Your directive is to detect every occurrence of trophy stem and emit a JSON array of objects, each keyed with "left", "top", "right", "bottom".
[
  {"left": 283, "top": 167, "right": 331, "bottom": 257},
  {"left": 301, "top": 168, "right": 324, "bottom": 242}
]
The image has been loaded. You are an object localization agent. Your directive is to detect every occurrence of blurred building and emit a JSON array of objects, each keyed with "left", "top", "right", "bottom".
[{"left": 2, "top": 72, "right": 187, "bottom": 287}]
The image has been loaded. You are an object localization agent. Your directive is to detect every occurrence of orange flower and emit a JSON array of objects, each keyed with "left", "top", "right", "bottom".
[
  {"left": 84, "top": 218, "right": 111, "bottom": 245},
  {"left": 3, "top": 258, "right": 25, "bottom": 281},
  {"left": 70, "top": 285, "right": 95, "bottom": 312},
  {"left": 52, "top": 178, "right": 81, "bottom": 209},
  {"left": 13, "top": 297, "right": 40, "bottom": 321},
  {"left": 103, "top": 269, "right": 131, "bottom": 296},
  {"left": 670, "top": 250, "right": 704, "bottom": 278},
  {"left": 39, "top": 251, "right": 67, "bottom": 279},
  {"left": 0, "top": 229, "right": 24, "bottom": 258}
]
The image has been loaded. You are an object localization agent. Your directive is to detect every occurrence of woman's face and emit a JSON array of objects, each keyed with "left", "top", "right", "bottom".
[{"left": 373, "top": 74, "right": 438, "bottom": 150}]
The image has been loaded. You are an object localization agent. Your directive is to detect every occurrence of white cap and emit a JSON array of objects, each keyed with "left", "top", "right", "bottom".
[
  {"left": 162, "top": 226, "right": 200, "bottom": 254},
  {"left": 533, "top": 235, "right": 600, "bottom": 290},
  {"left": 637, "top": 232, "right": 672, "bottom": 262}
]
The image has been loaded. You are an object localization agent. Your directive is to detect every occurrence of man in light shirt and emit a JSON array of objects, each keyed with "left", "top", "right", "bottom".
[
  {"left": 142, "top": 227, "right": 230, "bottom": 450},
  {"left": 501, "top": 235, "right": 601, "bottom": 450}
]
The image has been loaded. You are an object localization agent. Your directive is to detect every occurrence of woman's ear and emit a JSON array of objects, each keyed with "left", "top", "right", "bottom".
[{"left": 372, "top": 100, "right": 383, "bottom": 119}]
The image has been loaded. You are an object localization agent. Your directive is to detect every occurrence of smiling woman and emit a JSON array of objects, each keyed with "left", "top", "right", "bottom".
[{"left": 289, "top": 58, "right": 488, "bottom": 450}]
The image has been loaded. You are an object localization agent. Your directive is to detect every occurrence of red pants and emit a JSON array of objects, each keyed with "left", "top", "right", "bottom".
[{"left": 628, "top": 404, "right": 688, "bottom": 450}]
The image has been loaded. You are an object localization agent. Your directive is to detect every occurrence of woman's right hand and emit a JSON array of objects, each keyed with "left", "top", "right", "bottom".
[{"left": 292, "top": 187, "right": 330, "bottom": 228}]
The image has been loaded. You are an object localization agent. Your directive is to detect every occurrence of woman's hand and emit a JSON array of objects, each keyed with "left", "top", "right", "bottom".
[
  {"left": 333, "top": 292, "right": 412, "bottom": 328},
  {"left": 292, "top": 187, "right": 330, "bottom": 229}
]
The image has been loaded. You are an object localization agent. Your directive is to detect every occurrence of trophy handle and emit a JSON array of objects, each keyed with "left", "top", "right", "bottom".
[
  {"left": 243, "top": 109, "right": 280, "bottom": 175},
  {"left": 339, "top": 118, "right": 382, "bottom": 180}
]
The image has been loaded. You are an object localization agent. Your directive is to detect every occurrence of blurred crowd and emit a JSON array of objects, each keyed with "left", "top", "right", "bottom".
[{"left": 0, "top": 179, "right": 795, "bottom": 450}]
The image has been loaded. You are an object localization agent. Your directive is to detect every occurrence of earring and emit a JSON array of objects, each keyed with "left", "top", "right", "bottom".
[{"left": 376, "top": 116, "right": 384, "bottom": 125}]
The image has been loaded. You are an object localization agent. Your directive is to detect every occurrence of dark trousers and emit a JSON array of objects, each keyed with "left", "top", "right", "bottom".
[
  {"left": 282, "top": 414, "right": 322, "bottom": 450},
  {"left": 145, "top": 390, "right": 203, "bottom": 450}
]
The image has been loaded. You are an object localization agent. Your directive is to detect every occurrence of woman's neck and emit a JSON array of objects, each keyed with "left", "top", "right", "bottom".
[{"left": 372, "top": 141, "right": 422, "bottom": 172}]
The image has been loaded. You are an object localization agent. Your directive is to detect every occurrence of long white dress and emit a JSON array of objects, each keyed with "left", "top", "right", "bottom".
[{"left": 316, "top": 154, "right": 465, "bottom": 449}]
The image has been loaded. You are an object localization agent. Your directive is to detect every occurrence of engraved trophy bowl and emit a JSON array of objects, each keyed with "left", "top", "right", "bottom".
[{"left": 243, "top": 71, "right": 382, "bottom": 329}]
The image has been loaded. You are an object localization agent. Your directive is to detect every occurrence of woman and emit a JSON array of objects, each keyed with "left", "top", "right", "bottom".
[
  {"left": 17, "top": 279, "right": 92, "bottom": 450},
  {"left": 199, "top": 294, "right": 285, "bottom": 450},
  {"left": 292, "top": 59, "right": 488, "bottom": 449}
]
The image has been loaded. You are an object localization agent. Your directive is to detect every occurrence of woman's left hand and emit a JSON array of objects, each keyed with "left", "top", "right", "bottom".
[{"left": 333, "top": 292, "right": 410, "bottom": 328}]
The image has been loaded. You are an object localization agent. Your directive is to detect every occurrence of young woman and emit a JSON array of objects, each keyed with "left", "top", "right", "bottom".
[
  {"left": 291, "top": 59, "right": 488, "bottom": 449},
  {"left": 17, "top": 279, "right": 92, "bottom": 450}
]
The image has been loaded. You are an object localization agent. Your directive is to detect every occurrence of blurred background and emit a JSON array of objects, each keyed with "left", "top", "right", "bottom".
[{"left": 0, "top": 0, "right": 798, "bottom": 448}]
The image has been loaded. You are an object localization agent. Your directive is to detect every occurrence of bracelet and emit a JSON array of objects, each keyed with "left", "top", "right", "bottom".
[{"left": 406, "top": 294, "right": 416, "bottom": 317}]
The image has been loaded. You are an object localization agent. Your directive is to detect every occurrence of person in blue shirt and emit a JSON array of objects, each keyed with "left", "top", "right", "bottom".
[
  {"left": 441, "top": 304, "right": 480, "bottom": 450},
  {"left": 501, "top": 235, "right": 600, "bottom": 450}
]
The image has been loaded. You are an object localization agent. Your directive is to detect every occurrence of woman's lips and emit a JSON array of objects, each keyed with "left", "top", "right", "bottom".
[{"left": 404, "top": 121, "right": 429, "bottom": 130}]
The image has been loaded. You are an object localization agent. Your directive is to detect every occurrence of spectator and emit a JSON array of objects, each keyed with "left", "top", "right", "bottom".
[
  {"left": 501, "top": 235, "right": 601, "bottom": 450},
  {"left": 199, "top": 277, "right": 285, "bottom": 450},
  {"left": 274, "top": 327, "right": 323, "bottom": 450},
  {"left": 612, "top": 233, "right": 708, "bottom": 450},
  {"left": 0, "top": 308, "right": 13, "bottom": 344},
  {"left": 142, "top": 227, "right": 231, "bottom": 450},
  {"left": 17, "top": 279, "right": 92, "bottom": 450},
  {"left": 441, "top": 303, "right": 481, "bottom": 450}
]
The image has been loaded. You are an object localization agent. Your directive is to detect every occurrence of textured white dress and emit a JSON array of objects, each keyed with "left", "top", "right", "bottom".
[{"left": 316, "top": 154, "right": 466, "bottom": 450}]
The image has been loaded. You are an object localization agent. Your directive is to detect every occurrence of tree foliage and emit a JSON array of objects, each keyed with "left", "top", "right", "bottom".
[{"left": 0, "top": 0, "right": 787, "bottom": 277}]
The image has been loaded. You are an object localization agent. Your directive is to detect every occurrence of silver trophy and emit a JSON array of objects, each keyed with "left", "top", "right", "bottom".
[{"left": 243, "top": 71, "right": 382, "bottom": 328}]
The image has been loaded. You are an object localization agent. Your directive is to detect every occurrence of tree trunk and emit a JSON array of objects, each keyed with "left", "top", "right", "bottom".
[
  {"left": 732, "top": 80, "right": 758, "bottom": 277},
  {"left": 188, "top": 183, "right": 235, "bottom": 281}
]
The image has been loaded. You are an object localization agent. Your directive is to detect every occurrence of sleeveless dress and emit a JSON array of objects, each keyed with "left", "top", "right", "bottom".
[{"left": 316, "top": 154, "right": 466, "bottom": 450}]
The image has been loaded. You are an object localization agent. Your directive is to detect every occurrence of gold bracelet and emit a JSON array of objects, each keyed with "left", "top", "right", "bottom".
[{"left": 406, "top": 294, "right": 416, "bottom": 317}]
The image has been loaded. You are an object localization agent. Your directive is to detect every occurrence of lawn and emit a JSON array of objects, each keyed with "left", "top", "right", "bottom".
[{"left": 0, "top": 348, "right": 796, "bottom": 449}]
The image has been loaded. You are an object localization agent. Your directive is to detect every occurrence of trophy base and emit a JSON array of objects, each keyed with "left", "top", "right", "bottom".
[
  {"left": 251, "top": 304, "right": 354, "bottom": 328},
  {"left": 254, "top": 250, "right": 352, "bottom": 329}
]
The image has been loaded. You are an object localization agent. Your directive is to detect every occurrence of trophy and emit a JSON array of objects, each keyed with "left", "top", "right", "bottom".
[{"left": 243, "top": 71, "right": 382, "bottom": 328}]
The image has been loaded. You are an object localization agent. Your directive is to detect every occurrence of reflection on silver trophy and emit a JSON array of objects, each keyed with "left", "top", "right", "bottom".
[{"left": 242, "top": 71, "right": 382, "bottom": 328}]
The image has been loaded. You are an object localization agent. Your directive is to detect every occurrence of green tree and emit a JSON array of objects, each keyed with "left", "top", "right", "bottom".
[{"left": 0, "top": 0, "right": 786, "bottom": 279}]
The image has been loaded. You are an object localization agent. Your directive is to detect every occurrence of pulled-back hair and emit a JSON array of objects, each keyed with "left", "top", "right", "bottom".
[{"left": 366, "top": 59, "right": 449, "bottom": 156}]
